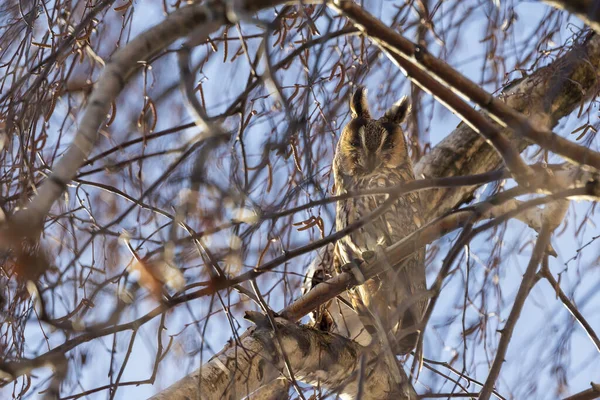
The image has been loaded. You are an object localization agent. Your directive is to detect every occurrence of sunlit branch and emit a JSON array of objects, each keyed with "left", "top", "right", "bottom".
[
  {"left": 150, "top": 312, "right": 417, "bottom": 400},
  {"left": 414, "top": 33, "right": 600, "bottom": 220}
]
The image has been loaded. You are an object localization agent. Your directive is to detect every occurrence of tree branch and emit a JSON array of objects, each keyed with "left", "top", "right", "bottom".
[
  {"left": 541, "top": 263, "right": 600, "bottom": 353},
  {"left": 149, "top": 313, "right": 417, "bottom": 400},
  {"left": 563, "top": 382, "right": 600, "bottom": 400}
]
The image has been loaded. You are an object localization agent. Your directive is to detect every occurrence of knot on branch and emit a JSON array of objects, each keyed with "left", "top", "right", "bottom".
[
  {"left": 244, "top": 310, "right": 272, "bottom": 329},
  {"left": 413, "top": 44, "right": 428, "bottom": 62},
  {"left": 585, "top": 179, "right": 600, "bottom": 198}
]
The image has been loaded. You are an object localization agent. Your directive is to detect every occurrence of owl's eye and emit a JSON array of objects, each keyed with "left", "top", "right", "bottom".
[
  {"left": 382, "top": 138, "right": 394, "bottom": 150},
  {"left": 350, "top": 139, "right": 361, "bottom": 147}
]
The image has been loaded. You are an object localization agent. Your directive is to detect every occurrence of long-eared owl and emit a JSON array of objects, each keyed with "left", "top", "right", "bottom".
[{"left": 333, "top": 87, "right": 426, "bottom": 354}]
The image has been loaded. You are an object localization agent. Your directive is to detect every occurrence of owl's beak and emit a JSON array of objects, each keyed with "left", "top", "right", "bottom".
[{"left": 366, "top": 153, "right": 377, "bottom": 171}]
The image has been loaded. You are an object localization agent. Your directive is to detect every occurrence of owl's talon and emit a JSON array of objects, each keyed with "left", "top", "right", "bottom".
[
  {"left": 340, "top": 259, "right": 367, "bottom": 284},
  {"left": 340, "top": 262, "right": 352, "bottom": 273},
  {"left": 362, "top": 250, "right": 376, "bottom": 262},
  {"left": 341, "top": 258, "right": 363, "bottom": 273}
]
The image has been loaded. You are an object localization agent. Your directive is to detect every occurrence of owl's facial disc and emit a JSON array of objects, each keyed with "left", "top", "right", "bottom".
[
  {"left": 354, "top": 124, "right": 399, "bottom": 174},
  {"left": 337, "top": 116, "right": 408, "bottom": 178}
]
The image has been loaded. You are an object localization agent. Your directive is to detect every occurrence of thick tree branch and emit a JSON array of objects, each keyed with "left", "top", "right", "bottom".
[
  {"left": 414, "top": 29, "right": 600, "bottom": 219},
  {"left": 563, "top": 382, "right": 600, "bottom": 400},
  {"left": 247, "top": 379, "right": 290, "bottom": 400},
  {"left": 149, "top": 313, "right": 417, "bottom": 400}
]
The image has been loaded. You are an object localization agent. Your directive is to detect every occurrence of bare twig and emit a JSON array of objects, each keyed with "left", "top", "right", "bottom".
[
  {"left": 541, "top": 262, "right": 600, "bottom": 353},
  {"left": 563, "top": 382, "right": 600, "bottom": 400},
  {"left": 479, "top": 200, "right": 570, "bottom": 400}
]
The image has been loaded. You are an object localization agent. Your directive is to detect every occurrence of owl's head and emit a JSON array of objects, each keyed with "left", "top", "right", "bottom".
[{"left": 334, "top": 87, "right": 411, "bottom": 177}]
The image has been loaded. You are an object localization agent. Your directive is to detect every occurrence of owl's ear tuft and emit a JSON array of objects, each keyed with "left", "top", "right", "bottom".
[
  {"left": 382, "top": 96, "right": 411, "bottom": 124},
  {"left": 350, "top": 86, "right": 371, "bottom": 119}
]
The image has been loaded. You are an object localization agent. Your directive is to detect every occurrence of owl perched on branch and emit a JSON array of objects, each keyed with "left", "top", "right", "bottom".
[
  {"left": 302, "top": 243, "right": 372, "bottom": 346},
  {"left": 333, "top": 87, "right": 426, "bottom": 355}
]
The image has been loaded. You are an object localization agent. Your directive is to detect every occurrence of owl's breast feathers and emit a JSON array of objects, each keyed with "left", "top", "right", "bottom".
[
  {"left": 334, "top": 164, "right": 427, "bottom": 354},
  {"left": 335, "top": 165, "right": 423, "bottom": 257}
]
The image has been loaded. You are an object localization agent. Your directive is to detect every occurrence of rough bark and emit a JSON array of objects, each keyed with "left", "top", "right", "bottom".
[{"left": 246, "top": 379, "right": 290, "bottom": 400}]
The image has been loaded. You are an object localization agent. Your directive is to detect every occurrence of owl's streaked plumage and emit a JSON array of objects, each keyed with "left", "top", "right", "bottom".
[{"left": 332, "top": 87, "right": 427, "bottom": 355}]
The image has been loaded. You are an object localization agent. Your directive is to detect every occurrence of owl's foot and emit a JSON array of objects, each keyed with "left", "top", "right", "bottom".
[
  {"left": 340, "top": 258, "right": 363, "bottom": 272},
  {"left": 362, "top": 245, "right": 390, "bottom": 267},
  {"left": 361, "top": 250, "right": 376, "bottom": 262},
  {"left": 341, "top": 258, "right": 367, "bottom": 284}
]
